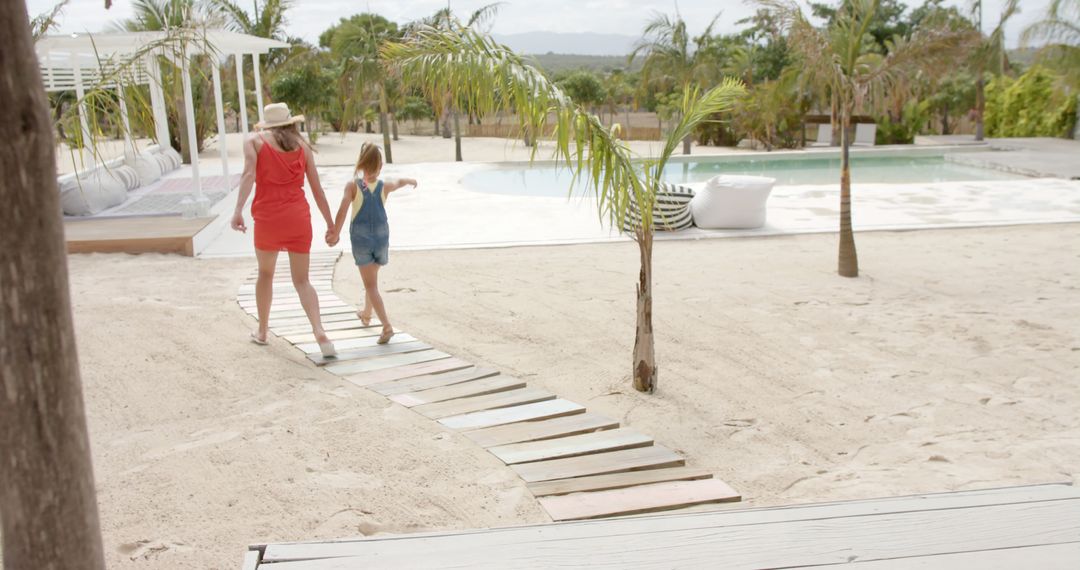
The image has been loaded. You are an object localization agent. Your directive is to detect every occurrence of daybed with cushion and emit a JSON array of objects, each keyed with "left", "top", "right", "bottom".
[{"left": 58, "top": 144, "right": 183, "bottom": 216}]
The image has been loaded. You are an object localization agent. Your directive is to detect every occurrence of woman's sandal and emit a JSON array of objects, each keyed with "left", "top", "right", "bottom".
[
  {"left": 356, "top": 310, "right": 373, "bottom": 327},
  {"left": 318, "top": 339, "right": 338, "bottom": 358},
  {"left": 376, "top": 329, "right": 394, "bottom": 345},
  {"left": 250, "top": 331, "right": 269, "bottom": 346}
]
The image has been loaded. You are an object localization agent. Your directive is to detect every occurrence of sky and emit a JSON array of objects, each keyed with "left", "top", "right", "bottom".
[{"left": 26, "top": 0, "right": 1052, "bottom": 50}]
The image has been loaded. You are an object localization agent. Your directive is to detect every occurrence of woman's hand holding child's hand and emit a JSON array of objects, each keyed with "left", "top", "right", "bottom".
[{"left": 325, "top": 230, "right": 339, "bottom": 247}]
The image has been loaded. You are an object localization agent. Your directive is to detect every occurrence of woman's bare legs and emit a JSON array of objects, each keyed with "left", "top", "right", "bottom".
[
  {"left": 253, "top": 249, "right": 279, "bottom": 341},
  {"left": 359, "top": 289, "right": 375, "bottom": 324},
  {"left": 359, "top": 264, "right": 391, "bottom": 335},
  {"left": 288, "top": 251, "right": 330, "bottom": 344}
]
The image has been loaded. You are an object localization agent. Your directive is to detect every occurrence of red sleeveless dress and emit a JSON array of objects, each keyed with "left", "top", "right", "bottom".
[{"left": 251, "top": 136, "right": 312, "bottom": 253}]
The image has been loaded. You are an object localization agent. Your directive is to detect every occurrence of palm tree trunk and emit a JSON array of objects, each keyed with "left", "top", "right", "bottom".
[
  {"left": 838, "top": 109, "right": 859, "bottom": 278},
  {"left": 682, "top": 134, "right": 692, "bottom": 155},
  {"left": 379, "top": 83, "right": 393, "bottom": 164},
  {"left": 974, "top": 73, "right": 985, "bottom": 141},
  {"left": 0, "top": 2, "right": 105, "bottom": 568},
  {"left": 391, "top": 113, "right": 399, "bottom": 141},
  {"left": 453, "top": 109, "right": 462, "bottom": 162},
  {"left": 633, "top": 229, "right": 657, "bottom": 393}
]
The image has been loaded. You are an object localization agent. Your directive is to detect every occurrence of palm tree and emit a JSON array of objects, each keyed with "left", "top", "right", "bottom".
[
  {"left": 384, "top": 26, "right": 744, "bottom": 392},
  {"left": 765, "top": 0, "right": 970, "bottom": 277},
  {"left": 970, "top": 0, "right": 1021, "bottom": 141},
  {"left": 1023, "top": 0, "right": 1080, "bottom": 137},
  {"left": 1, "top": 1, "right": 105, "bottom": 567},
  {"left": 407, "top": 2, "right": 503, "bottom": 161},
  {"left": 30, "top": 0, "right": 71, "bottom": 41},
  {"left": 630, "top": 11, "right": 721, "bottom": 154}
]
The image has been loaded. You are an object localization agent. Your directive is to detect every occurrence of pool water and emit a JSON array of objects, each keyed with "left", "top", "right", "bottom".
[{"left": 461, "top": 155, "right": 1026, "bottom": 197}]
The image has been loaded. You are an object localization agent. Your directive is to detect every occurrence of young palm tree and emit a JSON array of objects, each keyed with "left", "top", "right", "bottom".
[
  {"left": 970, "top": 0, "right": 1021, "bottom": 141},
  {"left": 384, "top": 26, "right": 744, "bottom": 392},
  {"left": 29, "top": 0, "right": 71, "bottom": 41},
  {"left": 1023, "top": 0, "right": 1080, "bottom": 137},
  {"left": 630, "top": 11, "right": 721, "bottom": 154},
  {"left": 765, "top": 0, "right": 970, "bottom": 277}
]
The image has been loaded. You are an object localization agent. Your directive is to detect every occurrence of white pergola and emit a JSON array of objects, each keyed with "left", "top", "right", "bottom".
[{"left": 36, "top": 30, "right": 290, "bottom": 200}]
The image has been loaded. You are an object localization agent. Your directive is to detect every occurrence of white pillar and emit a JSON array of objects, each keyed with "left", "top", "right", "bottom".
[
  {"left": 180, "top": 53, "right": 203, "bottom": 200},
  {"left": 116, "top": 80, "right": 135, "bottom": 164},
  {"left": 146, "top": 54, "right": 171, "bottom": 149},
  {"left": 211, "top": 62, "right": 229, "bottom": 180},
  {"left": 234, "top": 53, "right": 249, "bottom": 133},
  {"left": 253, "top": 52, "right": 265, "bottom": 122},
  {"left": 70, "top": 55, "right": 93, "bottom": 168}
]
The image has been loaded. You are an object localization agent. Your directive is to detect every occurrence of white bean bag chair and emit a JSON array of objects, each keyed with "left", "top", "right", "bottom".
[
  {"left": 690, "top": 175, "right": 776, "bottom": 229},
  {"left": 60, "top": 168, "right": 127, "bottom": 216},
  {"left": 161, "top": 145, "right": 183, "bottom": 170},
  {"left": 622, "top": 183, "right": 695, "bottom": 233}
]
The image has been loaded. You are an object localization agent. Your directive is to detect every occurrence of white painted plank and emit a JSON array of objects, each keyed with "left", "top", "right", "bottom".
[
  {"left": 256, "top": 495, "right": 1080, "bottom": 569},
  {"left": 343, "top": 358, "right": 473, "bottom": 388},
  {"left": 464, "top": 413, "right": 620, "bottom": 448},
  {"left": 438, "top": 399, "right": 585, "bottom": 431},
  {"left": 388, "top": 375, "right": 523, "bottom": 407},
  {"left": 529, "top": 467, "right": 714, "bottom": 497},
  {"left": 325, "top": 350, "right": 451, "bottom": 376},
  {"left": 510, "top": 445, "right": 684, "bottom": 483},
  {"left": 413, "top": 387, "right": 554, "bottom": 420},
  {"left": 538, "top": 479, "right": 740, "bottom": 521},
  {"left": 297, "top": 334, "right": 416, "bottom": 355},
  {"left": 370, "top": 367, "right": 500, "bottom": 396},
  {"left": 488, "top": 428, "right": 653, "bottom": 465},
  {"left": 308, "top": 341, "right": 431, "bottom": 366}
]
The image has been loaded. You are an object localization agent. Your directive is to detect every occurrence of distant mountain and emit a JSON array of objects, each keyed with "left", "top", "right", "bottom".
[{"left": 493, "top": 31, "right": 637, "bottom": 56}]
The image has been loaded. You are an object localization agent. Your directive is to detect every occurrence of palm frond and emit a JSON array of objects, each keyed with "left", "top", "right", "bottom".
[{"left": 30, "top": 0, "right": 71, "bottom": 42}]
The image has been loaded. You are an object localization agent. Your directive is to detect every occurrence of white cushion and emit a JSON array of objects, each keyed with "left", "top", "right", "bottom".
[
  {"left": 60, "top": 168, "right": 127, "bottom": 216},
  {"left": 162, "top": 146, "right": 183, "bottom": 169},
  {"left": 622, "top": 183, "right": 695, "bottom": 233},
  {"left": 155, "top": 153, "right": 175, "bottom": 174},
  {"left": 689, "top": 175, "right": 776, "bottom": 229},
  {"left": 111, "top": 165, "right": 140, "bottom": 191},
  {"left": 134, "top": 154, "right": 162, "bottom": 185}
]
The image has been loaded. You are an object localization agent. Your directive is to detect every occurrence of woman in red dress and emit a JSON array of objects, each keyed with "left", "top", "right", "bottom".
[{"left": 230, "top": 103, "right": 336, "bottom": 357}]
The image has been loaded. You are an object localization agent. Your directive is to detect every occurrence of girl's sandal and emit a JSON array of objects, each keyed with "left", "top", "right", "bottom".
[
  {"left": 250, "top": 331, "right": 269, "bottom": 346},
  {"left": 319, "top": 340, "right": 338, "bottom": 358},
  {"left": 376, "top": 329, "right": 394, "bottom": 345}
]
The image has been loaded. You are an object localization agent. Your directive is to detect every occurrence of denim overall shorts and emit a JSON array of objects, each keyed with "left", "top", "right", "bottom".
[{"left": 350, "top": 179, "right": 389, "bottom": 266}]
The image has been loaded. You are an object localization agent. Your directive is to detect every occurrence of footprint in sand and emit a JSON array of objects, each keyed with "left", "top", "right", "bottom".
[{"left": 117, "top": 539, "right": 190, "bottom": 561}]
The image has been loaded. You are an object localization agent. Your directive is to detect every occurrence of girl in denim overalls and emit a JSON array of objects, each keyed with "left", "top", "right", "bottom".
[{"left": 329, "top": 143, "right": 416, "bottom": 344}]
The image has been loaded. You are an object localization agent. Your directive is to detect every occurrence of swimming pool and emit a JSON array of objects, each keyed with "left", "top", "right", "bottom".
[{"left": 460, "top": 154, "right": 1027, "bottom": 197}]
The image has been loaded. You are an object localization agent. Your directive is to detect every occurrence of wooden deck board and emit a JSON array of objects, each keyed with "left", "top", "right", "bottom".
[
  {"left": 369, "top": 367, "right": 500, "bottom": 396},
  {"left": 343, "top": 358, "right": 473, "bottom": 388},
  {"left": 283, "top": 327, "right": 386, "bottom": 344},
  {"left": 413, "top": 387, "right": 554, "bottom": 420},
  {"left": 439, "top": 399, "right": 585, "bottom": 431},
  {"left": 528, "top": 466, "right": 713, "bottom": 497},
  {"left": 510, "top": 446, "right": 684, "bottom": 483},
  {"left": 538, "top": 479, "right": 740, "bottom": 521},
  {"left": 325, "top": 350, "right": 451, "bottom": 376},
  {"left": 308, "top": 341, "right": 432, "bottom": 366},
  {"left": 464, "top": 413, "right": 620, "bottom": 448},
  {"left": 488, "top": 428, "right": 653, "bottom": 465},
  {"left": 254, "top": 484, "right": 1080, "bottom": 570},
  {"left": 297, "top": 334, "right": 416, "bottom": 355},
  {"left": 388, "top": 375, "right": 524, "bottom": 407},
  {"left": 64, "top": 215, "right": 213, "bottom": 256}
]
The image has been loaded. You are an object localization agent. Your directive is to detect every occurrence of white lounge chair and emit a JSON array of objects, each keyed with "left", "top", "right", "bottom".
[
  {"left": 689, "top": 175, "right": 776, "bottom": 230},
  {"left": 853, "top": 123, "right": 877, "bottom": 146},
  {"left": 809, "top": 123, "right": 833, "bottom": 147}
]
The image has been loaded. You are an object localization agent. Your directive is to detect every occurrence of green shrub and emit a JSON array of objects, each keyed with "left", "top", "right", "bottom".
[
  {"left": 875, "top": 100, "right": 931, "bottom": 145},
  {"left": 985, "top": 66, "right": 1078, "bottom": 138}
]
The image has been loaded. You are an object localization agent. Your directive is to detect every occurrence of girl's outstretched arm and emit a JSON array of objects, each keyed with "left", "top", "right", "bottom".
[
  {"left": 384, "top": 177, "right": 417, "bottom": 193},
  {"left": 303, "top": 145, "right": 335, "bottom": 232}
]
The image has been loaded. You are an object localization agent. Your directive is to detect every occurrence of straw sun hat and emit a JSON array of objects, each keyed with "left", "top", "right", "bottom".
[{"left": 255, "top": 102, "right": 304, "bottom": 129}]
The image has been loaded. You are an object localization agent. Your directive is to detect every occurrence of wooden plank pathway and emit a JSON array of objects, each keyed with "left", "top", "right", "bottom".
[
  {"left": 235, "top": 252, "right": 740, "bottom": 525},
  {"left": 247, "top": 484, "right": 1080, "bottom": 568}
]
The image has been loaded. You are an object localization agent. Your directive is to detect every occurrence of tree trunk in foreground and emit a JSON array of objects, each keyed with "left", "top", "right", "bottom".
[
  {"left": 0, "top": 2, "right": 106, "bottom": 569},
  {"left": 379, "top": 83, "right": 393, "bottom": 164},
  {"left": 633, "top": 230, "right": 657, "bottom": 393},
  {"left": 974, "top": 74, "right": 985, "bottom": 142},
  {"left": 453, "top": 110, "right": 462, "bottom": 162},
  {"left": 838, "top": 110, "right": 859, "bottom": 278}
]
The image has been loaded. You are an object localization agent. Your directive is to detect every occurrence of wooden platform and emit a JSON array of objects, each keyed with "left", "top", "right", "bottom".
[
  {"left": 244, "top": 483, "right": 1080, "bottom": 569},
  {"left": 65, "top": 215, "right": 214, "bottom": 256},
  {"left": 235, "top": 252, "right": 740, "bottom": 526}
]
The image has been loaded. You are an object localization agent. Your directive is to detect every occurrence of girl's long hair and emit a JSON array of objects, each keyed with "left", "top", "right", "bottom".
[
  {"left": 267, "top": 123, "right": 307, "bottom": 152},
  {"left": 355, "top": 142, "right": 383, "bottom": 175}
]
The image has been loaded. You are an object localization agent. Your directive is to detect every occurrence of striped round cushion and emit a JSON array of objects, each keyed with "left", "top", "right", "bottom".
[{"left": 621, "top": 183, "right": 695, "bottom": 233}]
